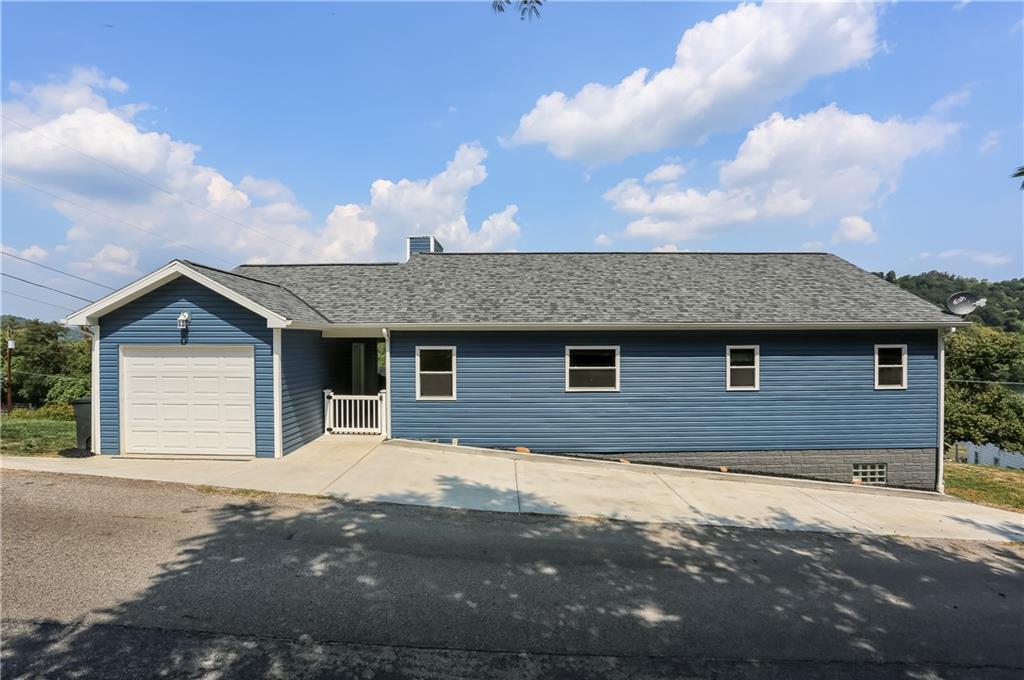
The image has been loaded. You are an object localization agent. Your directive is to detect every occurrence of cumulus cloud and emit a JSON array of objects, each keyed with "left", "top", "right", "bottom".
[
  {"left": 509, "top": 2, "right": 878, "bottom": 163},
  {"left": 594, "top": 233, "right": 613, "bottom": 247},
  {"left": 1, "top": 244, "right": 49, "bottom": 261},
  {"left": 77, "top": 244, "right": 140, "bottom": 275},
  {"left": 832, "top": 216, "right": 878, "bottom": 244},
  {"left": 2, "top": 69, "right": 519, "bottom": 281},
  {"left": 606, "top": 105, "right": 956, "bottom": 242},
  {"left": 644, "top": 163, "right": 686, "bottom": 184}
]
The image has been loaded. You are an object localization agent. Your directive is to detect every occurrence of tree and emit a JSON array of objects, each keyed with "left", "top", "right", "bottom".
[
  {"left": 1013, "top": 165, "right": 1024, "bottom": 190},
  {"left": 0, "top": 315, "right": 91, "bottom": 407},
  {"left": 492, "top": 0, "right": 543, "bottom": 21},
  {"left": 944, "top": 325, "right": 1024, "bottom": 453}
]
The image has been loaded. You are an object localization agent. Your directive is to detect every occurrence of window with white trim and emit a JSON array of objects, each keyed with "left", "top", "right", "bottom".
[
  {"left": 726, "top": 345, "right": 759, "bottom": 391},
  {"left": 875, "top": 344, "right": 907, "bottom": 390},
  {"left": 416, "top": 346, "right": 456, "bottom": 400},
  {"left": 565, "top": 346, "right": 619, "bottom": 391}
]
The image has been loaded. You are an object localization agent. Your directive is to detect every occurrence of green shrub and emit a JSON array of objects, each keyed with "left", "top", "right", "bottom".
[{"left": 6, "top": 402, "right": 76, "bottom": 421}]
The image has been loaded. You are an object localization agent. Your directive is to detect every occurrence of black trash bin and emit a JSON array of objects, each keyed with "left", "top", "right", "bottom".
[{"left": 70, "top": 397, "right": 92, "bottom": 451}]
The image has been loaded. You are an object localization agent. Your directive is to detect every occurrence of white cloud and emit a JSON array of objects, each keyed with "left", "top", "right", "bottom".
[
  {"left": 651, "top": 243, "right": 681, "bottom": 253},
  {"left": 644, "top": 163, "right": 686, "bottom": 184},
  {"left": 930, "top": 86, "right": 971, "bottom": 114},
  {"left": 801, "top": 241, "right": 826, "bottom": 251},
  {"left": 78, "top": 244, "right": 140, "bottom": 275},
  {"left": 594, "top": 233, "right": 613, "bottom": 247},
  {"left": 509, "top": 2, "right": 878, "bottom": 163},
  {"left": 832, "top": 216, "right": 878, "bottom": 244},
  {"left": 2, "top": 70, "right": 520, "bottom": 279},
  {"left": 238, "top": 176, "right": 296, "bottom": 202},
  {"left": 1, "top": 244, "right": 49, "bottom": 261},
  {"left": 920, "top": 249, "right": 1010, "bottom": 266},
  {"left": 953, "top": 0, "right": 972, "bottom": 11},
  {"left": 978, "top": 130, "right": 1001, "bottom": 154},
  {"left": 606, "top": 105, "right": 956, "bottom": 242}
]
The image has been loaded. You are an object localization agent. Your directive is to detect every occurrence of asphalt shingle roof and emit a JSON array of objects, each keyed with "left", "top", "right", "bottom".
[
  {"left": 220, "top": 252, "right": 957, "bottom": 326},
  {"left": 182, "top": 261, "right": 329, "bottom": 324}
]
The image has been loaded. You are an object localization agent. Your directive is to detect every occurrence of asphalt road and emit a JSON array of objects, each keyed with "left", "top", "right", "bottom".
[{"left": 2, "top": 470, "right": 1022, "bottom": 679}]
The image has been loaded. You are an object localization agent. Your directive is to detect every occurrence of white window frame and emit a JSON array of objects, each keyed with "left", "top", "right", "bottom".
[
  {"left": 415, "top": 345, "right": 456, "bottom": 400},
  {"left": 565, "top": 345, "right": 620, "bottom": 392},
  {"left": 874, "top": 344, "right": 908, "bottom": 390},
  {"left": 726, "top": 345, "right": 760, "bottom": 391}
]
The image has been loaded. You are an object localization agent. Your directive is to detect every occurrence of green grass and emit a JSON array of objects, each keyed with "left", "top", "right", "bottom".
[
  {"left": 945, "top": 462, "right": 1024, "bottom": 513},
  {"left": 0, "top": 417, "right": 77, "bottom": 456}
]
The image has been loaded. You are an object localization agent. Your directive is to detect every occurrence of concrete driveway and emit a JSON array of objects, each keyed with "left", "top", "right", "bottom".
[{"left": 3, "top": 436, "right": 1022, "bottom": 542}]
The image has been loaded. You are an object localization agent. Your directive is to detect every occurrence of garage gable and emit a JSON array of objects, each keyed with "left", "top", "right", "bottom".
[{"left": 98, "top": 277, "right": 275, "bottom": 457}]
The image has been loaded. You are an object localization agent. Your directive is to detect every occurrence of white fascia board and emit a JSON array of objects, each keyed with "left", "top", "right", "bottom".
[
  {"left": 65, "top": 261, "right": 289, "bottom": 328},
  {"left": 294, "top": 320, "right": 971, "bottom": 334}
]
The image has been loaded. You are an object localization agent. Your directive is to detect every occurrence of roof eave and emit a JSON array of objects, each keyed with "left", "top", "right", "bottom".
[
  {"left": 65, "top": 260, "right": 291, "bottom": 328},
  {"left": 287, "top": 320, "right": 971, "bottom": 333}
]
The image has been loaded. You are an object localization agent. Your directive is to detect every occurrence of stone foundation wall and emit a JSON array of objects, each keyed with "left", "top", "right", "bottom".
[{"left": 565, "top": 448, "right": 938, "bottom": 490}]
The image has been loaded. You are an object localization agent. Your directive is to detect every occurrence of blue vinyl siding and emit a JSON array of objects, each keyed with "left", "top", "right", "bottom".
[
  {"left": 98, "top": 277, "right": 274, "bottom": 456},
  {"left": 281, "top": 329, "right": 328, "bottom": 453},
  {"left": 390, "top": 330, "right": 939, "bottom": 452}
]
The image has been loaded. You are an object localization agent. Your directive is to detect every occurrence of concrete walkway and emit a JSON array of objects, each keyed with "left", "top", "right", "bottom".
[{"left": 4, "top": 437, "right": 1023, "bottom": 542}]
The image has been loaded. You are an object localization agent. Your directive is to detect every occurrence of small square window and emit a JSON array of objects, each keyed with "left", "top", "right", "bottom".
[
  {"left": 416, "top": 346, "right": 455, "bottom": 400},
  {"left": 566, "top": 346, "right": 619, "bottom": 392},
  {"left": 852, "top": 463, "right": 887, "bottom": 485},
  {"left": 875, "top": 345, "right": 907, "bottom": 390},
  {"left": 726, "top": 345, "right": 759, "bottom": 391}
]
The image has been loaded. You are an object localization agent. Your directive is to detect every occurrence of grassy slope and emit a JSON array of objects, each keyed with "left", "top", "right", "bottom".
[
  {"left": 944, "top": 462, "right": 1024, "bottom": 513},
  {"left": 0, "top": 418, "right": 76, "bottom": 456}
]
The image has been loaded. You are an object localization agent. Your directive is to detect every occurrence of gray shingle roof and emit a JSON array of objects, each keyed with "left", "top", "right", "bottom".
[
  {"left": 182, "top": 261, "right": 329, "bottom": 324},
  {"left": 225, "top": 252, "right": 958, "bottom": 326}
]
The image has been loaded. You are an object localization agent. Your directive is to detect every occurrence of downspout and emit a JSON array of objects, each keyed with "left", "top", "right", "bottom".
[{"left": 937, "top": 327, "right": 950, "bottom": 493}]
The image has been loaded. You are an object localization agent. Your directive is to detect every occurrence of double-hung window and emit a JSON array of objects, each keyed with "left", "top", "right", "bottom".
[
  {"left": 565, "top": 346, "right": 619, "bottom": 392},
  {"left": 416, "top": 346, "right": 456, "bottom": 400},
  {"left": 726, "top": 345, "right": 759, "bottom": 391},
  {"left": 875, "top": 344, "right": 907, "bottom": 390}
]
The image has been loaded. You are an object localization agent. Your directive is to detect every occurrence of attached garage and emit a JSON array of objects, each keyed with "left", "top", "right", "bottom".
[{"left": 121, "top": 345, "right": 255, "bottom": 456}]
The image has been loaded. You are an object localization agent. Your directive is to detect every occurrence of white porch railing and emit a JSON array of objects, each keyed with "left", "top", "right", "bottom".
[{"left": 324, "top": 390, "right": 387, "bottom": 435}]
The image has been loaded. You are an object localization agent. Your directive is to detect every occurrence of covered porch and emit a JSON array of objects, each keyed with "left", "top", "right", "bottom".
[{"left": 319, "top": 337, "right": 387, "bottom": 437}]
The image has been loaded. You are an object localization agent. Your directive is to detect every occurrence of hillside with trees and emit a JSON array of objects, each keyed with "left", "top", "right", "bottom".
[
  {"left": 872, "top": 270, "right": 1024, "bottom": 454},
  {"left": 873, "top": 270, "right": 1023, "bottom": 332}
]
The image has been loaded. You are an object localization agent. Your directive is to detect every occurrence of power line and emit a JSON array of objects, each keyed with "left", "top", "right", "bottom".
[
  {"left": 3, "top": 114, "right": 294, "bottom": 249},
  {"left": 1, "top": 249, "right": 115, "bottom": 290},
  {"left": 1, "top": 290, "right": 75, "bottom": 312},
  {"left": 2, "top": 174, "right": 235, "bottom": 267},
  {"left": 947, "top": 379, "right": 1024, "bottom": 386},
  {"left": 2, "top": 273, "right": 93, "bottom": 302}
]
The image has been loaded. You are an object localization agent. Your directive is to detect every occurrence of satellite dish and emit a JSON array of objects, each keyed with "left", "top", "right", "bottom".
[{"left": 945, "top": 291, "right": 987, "bottom": 316}]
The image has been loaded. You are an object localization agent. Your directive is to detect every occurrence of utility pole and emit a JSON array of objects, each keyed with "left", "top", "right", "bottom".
[{"left": 6, "top": 338, "right": 13, "bottom": 414}]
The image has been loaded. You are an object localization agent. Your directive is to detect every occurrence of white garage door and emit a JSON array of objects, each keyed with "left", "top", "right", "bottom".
[{"left": 121, "top": 345, "right": 256, "bottom": 456}]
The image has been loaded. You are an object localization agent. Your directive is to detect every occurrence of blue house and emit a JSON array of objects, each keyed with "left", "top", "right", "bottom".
[{"left": 67, "top": 236, "right": 966, "bottom": 490}]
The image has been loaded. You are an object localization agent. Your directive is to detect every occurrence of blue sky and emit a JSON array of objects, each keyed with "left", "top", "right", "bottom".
[{"left": 2, "top": 1, "right": 1022, "bottom": 321}]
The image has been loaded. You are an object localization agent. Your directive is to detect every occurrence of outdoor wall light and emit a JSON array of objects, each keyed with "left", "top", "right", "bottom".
[{"left": 176, "top": 311, "right": 190, "bottom": 330}]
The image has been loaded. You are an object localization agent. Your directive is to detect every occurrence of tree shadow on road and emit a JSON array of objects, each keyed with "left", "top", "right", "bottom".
[{"left": 3, "top": 473, "right": 1023, "bottom": 679}]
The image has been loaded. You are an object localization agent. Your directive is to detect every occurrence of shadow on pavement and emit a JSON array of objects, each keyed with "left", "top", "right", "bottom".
[{"left": 3, "top": 472, "right": 1023, "bottom": 679}]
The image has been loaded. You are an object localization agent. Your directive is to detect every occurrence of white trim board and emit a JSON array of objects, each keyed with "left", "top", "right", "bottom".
[
  {"left": 273, "top": 328, "right": 283, "bottom": 458},
  {"left": 65, "top": 260, "right": 289, "bottom": 328}
]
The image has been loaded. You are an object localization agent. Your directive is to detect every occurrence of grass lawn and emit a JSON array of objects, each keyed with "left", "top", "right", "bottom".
[
  {"left": 944, "top": 462, "right": 1024, "bottom": 513},
  {"left": 0, "top": 417, "right": 77, "bottom": 456}
]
